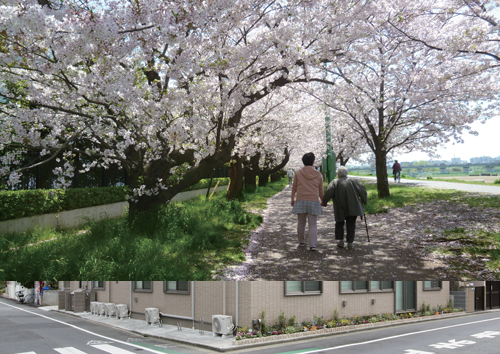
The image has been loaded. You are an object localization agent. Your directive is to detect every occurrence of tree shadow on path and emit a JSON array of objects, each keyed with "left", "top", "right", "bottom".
[{"left": 233, "top": 186, "right": 449, "bottom": 280}]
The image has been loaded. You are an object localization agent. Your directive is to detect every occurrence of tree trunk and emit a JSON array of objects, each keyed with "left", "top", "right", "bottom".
[
  {"left": 258, "top": 172, "right": 270, "bottom": 187},
  {"left": 375, "top": 149, "right": 390, "bottom": 198},
  {"left": 258, "top": 148, "right": 290, "bottom": 187},
  {"left": 126, "top": 145, "right": 233, "bottom": 219},
  {"left": 244, "top": 153, "right": 260, "bottom": 192},
  {"left": 227, "top": 154, "right": 244, "bottom": 200},
  {"left": 270, "top": 172, "right": 281, "bottom": 182},
  {"left": 339, "top": 155, "right": 349, "bottom": 167}
]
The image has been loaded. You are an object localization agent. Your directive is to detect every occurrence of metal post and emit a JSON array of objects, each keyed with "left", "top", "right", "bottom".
[
  {"left": 324, "top": 114, "right": 336, "bottom": 183},
  {"left": 199, "top": 316, "right": 204, "bottom": 335},
  {"left": 323, "top": 64, "right": 336, "bottom": 183}
]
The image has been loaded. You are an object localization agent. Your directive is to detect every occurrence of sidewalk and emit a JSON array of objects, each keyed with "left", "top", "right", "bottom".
[
  {"left": 37, "top": 305, "right": 495, "bottom": 352},
  {"left": 41, "top": 306, "right": 235, "bottom": 352}
]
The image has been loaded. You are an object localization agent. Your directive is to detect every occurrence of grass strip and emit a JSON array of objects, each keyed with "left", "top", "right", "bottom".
[{"left": 0, "top": 178, "right": 287, "bottom": 281}]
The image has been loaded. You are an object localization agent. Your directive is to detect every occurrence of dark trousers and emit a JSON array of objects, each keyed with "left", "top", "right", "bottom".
[{"left": 335, "top": 216, "right": 357, "bottom": 243}]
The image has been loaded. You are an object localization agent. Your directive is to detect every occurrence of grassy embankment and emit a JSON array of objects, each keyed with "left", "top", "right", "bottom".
[
  {"left": 0, "top": 178, "right": 287, "bottom": 281},
  {"left": 350, "top": 172, "right": 500, "bottom": 186}
]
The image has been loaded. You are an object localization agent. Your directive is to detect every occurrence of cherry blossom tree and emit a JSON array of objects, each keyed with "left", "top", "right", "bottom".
[
  {"left": 301, "top": 2, "right": 498, "bottom": 197},
  {"left": 388, "top": 0, "right": 500, "bottom": 64},
  {"left": 0, "top": 0, "right": 362, "bottom": 215}
]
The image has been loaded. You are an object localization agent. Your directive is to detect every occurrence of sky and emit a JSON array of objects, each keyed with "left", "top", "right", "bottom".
[{"left": 393, "top": 117, "right": 500, "bottom": 163}]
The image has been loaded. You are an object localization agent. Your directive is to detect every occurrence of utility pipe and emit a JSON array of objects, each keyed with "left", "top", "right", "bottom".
[
  {"left": 236, "top": 281, "right": 239, "bottom": 327},
  {"left": 223, "top": 281, "right": 226, "bottom": 315},
  {"left": 159, "top": 281, "right": 196, "bottom": 325}
]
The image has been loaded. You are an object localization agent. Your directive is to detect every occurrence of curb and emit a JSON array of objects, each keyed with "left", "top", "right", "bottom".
[{"left": 231, "top": 312, "right": 470, "bottom": 349}]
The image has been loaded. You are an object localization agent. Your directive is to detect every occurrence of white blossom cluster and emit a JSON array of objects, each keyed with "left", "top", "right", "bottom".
[{"left": 0, "top": 0, "right": 498, "bottom": 204}]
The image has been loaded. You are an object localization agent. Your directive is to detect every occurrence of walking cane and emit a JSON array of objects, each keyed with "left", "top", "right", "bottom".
[{"left": 364, "top": 213, "right": 370, "bottom": 242}]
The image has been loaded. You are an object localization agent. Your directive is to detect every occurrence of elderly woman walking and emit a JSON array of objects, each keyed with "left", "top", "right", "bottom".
[
  {"left": 291, "top": 152, "right": 324, "bottom": 251},
  {"left": 323, "top": 166, "right": 367, "bottom": 250}
]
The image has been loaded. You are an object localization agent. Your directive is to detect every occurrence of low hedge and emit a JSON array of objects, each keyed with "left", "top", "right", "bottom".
[
  {"left": 183, "top": 177, "right": 230, "bottom": 191},
  {"left": 0, "top": 186, "right": 129, "bottom": 222},
  {"left": 0, "top": 178, "right": 231, "bottom": 221}
]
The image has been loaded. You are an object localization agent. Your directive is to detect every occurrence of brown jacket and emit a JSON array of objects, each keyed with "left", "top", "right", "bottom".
[{"left": 291, "top": 166, "right": 324, "bottom": 203}]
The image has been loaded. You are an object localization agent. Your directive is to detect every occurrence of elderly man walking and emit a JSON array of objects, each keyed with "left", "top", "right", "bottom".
[{"left": 323, "top": 166, "right": 367, "bottom": 249}]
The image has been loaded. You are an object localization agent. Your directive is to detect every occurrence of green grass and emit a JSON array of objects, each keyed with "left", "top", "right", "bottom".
[
  {"left": 362, "top": 183, "right": 462, "bottom": 214},
  {"left": 0, "top": 178, "right": 287, "bottom": 281},
  {"left": 433, "top": 229, "right": 500, "bottom": 274},
  {"left": 351, "top": 182, "right": 500, "bottom": 214}
]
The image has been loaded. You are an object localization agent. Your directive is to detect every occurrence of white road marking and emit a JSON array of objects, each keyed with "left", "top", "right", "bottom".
[
  {"left": 92, "top": 344, "right": 137, "bottom": 353},
  {"left": 471, "top": 331, "right": 500, "bottom": 339},
  {"left": 429, "top": 339, "right": 475, "bottom": 349},
  {"left": 290, "top": 316, "right": 500, "bottom": 353},
  {"left": 54, "top": 347, "right": 88, "bottom": 354},
  {"left": 0, "top": 301, "right": 165, "bottom": 354}
]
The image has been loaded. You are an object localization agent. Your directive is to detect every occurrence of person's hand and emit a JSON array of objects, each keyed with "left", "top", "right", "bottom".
[{"left": 291, "top": 199, "right": 294, "bottom": 207}]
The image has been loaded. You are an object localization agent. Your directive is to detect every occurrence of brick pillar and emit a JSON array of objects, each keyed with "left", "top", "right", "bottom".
[
  {"left": 64, "top": 292, "right": 71, "bottom": 311},
  {"left": 58, "top": 290, "right": 67, "bottom": 310},
  {"left": 74, "top": 291, "right": 86, "bottom": 313}
]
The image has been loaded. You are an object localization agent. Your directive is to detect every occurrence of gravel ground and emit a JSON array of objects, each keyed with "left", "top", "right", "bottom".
[{"left": 221, "top": 183, "right": 500, "bottom": 281}]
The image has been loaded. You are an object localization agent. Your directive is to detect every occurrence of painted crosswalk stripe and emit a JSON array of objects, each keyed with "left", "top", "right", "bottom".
[
  {"left": 54, "top": 348, "right": 87, "bottom": 354},
  {"left": 91, "top": 344, "right": 136, "bottom": 354},
  {"left": 17, "top": 352, "right": 36, "bottom": 354}
]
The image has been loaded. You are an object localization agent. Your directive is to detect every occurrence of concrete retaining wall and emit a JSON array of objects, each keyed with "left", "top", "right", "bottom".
[
  {"left": 42, "top": 290, "right": 59, "bottom": 306},
  {"left": 0, "top": 185, "right": 228, "bottom": 234}
]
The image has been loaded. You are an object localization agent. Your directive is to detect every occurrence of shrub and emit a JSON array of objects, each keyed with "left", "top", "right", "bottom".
[
  {"left": 284, "top": 326, "right": 296, "bottom": 334},
  {"left": 259, "top": 310, "right": 267, "bottom": 334},
  {"left": 277, "top": 310, "right": 287, "bottom": 331},
  {"left": 0, "top": 186, "right": 129, "bottom": 221},
  {"left": 494, "top": 179, "right": 500, "bottom": 184},
  {"left": 369, "top": 316, "right": 378, "bottom": 323},
  {"left": 335, "top": 318, "right": 350, "bottom": 326},
  {"left": 419, "top": 301, "right": 431, "bottom": 315},
  {"left": 332, "top": 307, "right": 340, "bottom": 323},
  {"left": 288, "top": 314, "right": 297, "bottom": 327},
  {"left": 313, "top": 315, "right": 326, "bottom": 326},
  {"left": 183, "top": 177, "right": 230, "bottom": 191}
]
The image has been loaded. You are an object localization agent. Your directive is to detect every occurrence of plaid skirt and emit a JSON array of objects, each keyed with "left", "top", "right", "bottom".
[{"left": 292, "top": 200, "right": 323, "bottom": 216}]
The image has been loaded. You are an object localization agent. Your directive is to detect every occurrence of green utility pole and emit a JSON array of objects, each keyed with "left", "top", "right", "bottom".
[
  {"left": 322, "top": 64, "right": 336, "bottom": 183},
  {"left": 322, "top": 114, "right": 336, "bottom": 183}
]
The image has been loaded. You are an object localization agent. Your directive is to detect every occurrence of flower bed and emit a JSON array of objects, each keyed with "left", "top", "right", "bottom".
[{"left": 234, "top": 309, "right": 463, "bottom": 345}]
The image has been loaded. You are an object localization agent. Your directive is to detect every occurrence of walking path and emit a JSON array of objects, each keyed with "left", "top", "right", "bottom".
[{"left": 222, "top": 178, "right": 500, "bottom": 280}]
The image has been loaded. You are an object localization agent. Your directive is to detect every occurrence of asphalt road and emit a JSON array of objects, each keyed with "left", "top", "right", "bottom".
[
  {"left": 235, "top": 311, "right": 500, "bottom": 354},
  {"left": 0, "top": 299, "right": 212, "bottom": 354},
  {"left": 2, "top": 297, "right": 500, "bottom": 354}
]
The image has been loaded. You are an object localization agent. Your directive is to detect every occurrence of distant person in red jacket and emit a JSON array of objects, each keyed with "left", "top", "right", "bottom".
[{"left": 392, "top": 160, "right": 402, "bottom": 182}]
